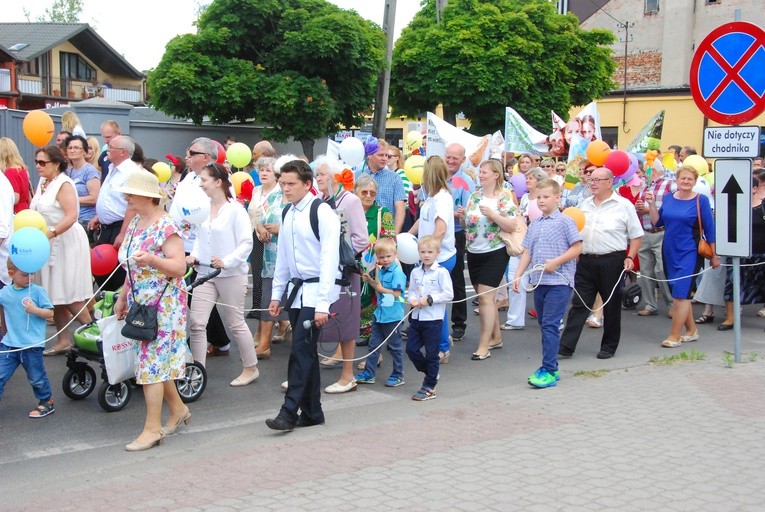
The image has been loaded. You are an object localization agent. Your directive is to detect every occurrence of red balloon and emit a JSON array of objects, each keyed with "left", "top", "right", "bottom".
[
  {"left": 213, "top": 140, "right": 226, "bottom": 164},
  {"left": 91, "top": 244, "right": 119, "bottom": 277},
  {"left": 604, "top": 150, "right": 630, "bottom": 177}
]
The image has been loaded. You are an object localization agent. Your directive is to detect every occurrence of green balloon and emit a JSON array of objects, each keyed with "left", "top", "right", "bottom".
[{"left": 227, "top": 142, "right": 252, "bottom": 168}]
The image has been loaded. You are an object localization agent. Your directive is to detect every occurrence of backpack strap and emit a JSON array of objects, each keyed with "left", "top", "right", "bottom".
[{"left": 282, "top": 198, "right": 321, "bottom": 241}]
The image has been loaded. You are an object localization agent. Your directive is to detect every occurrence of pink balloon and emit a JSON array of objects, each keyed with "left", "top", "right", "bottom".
[
  {"left": 528, "top": 199, "right": 543, "bottom": 222},
  {"left": 604, "top": 150, "right": 630, "bottom": 177},
  {"left": 213, "top": 140, "right": 226, "bottom": 164}
]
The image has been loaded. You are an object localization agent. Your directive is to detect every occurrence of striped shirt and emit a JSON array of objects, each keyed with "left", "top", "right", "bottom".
[
  {"left": 637, "top": 176, "right": 675, "bottom": 229},
  {"left": 522, "top": 210, "right": 582, "bottom": 287}
]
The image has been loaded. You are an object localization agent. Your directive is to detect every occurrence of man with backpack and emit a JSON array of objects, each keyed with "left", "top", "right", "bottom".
[{"left": 266, "top": 160, "right": 341, "bottom": 432}]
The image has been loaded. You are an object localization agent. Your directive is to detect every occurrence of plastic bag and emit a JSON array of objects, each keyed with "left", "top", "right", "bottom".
[{"left": 99, "top": 315, "right": 138, "bottom": 385}]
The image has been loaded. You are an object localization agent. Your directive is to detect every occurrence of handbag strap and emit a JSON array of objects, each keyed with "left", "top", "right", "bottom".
[
  {"left": 125, "top": 226, "right": 170, "bottom": 307},
  {"left": 695, "top": 194, "right": 706, "bottom": 241}
]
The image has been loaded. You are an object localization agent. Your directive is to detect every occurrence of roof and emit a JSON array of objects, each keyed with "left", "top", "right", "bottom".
[
  {"left": 0, "top": 43, "right": 18, "bottom": 62},
  {"left": 0, "top": 23, "right": 143, "bottom": 79}
]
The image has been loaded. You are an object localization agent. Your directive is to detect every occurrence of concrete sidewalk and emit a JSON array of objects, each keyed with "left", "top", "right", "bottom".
[{"left": 6, "top": 351, "right": 765, "bottom": 511}]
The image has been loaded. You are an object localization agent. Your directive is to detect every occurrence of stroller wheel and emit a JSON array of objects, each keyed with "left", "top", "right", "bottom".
[
  {"left": 62, "top": 364, "right": 96, "bottom": 400},
  {"left": 97, "top": 381, "right": 132, "bottom": 412},
  {"left": 177, "top": 361, "right": 207, "bottom": 403}
]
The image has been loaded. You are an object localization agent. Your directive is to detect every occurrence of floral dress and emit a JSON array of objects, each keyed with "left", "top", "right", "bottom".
[
  {"left": 464, "top": 188, "right": 518, "bottom": 251},
  {"left": 359, "top": 204, "right": 395, "bottom": 342},
  {"left": 259, "top": 187, "right": 285, "bottom": 279},
  {"left": 118, "top": 214, "right": 188, "bottom": 384}
]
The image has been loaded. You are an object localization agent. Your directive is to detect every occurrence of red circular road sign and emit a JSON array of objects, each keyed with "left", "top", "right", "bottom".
[{"left": 690, "top": 21, "right": 765, "bottom": 125}]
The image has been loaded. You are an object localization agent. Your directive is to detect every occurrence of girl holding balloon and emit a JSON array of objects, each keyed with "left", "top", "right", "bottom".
[{"left": 30, "top": 146, "right": 93, "bottom": 356}]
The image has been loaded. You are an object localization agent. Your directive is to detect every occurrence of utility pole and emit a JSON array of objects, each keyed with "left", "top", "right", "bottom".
[
  {"left": 619, "top": 21, "right": 633, "bottom": 133},
  {"left": 372, "top": 0, "right": 397, "bottom": 139},
  {"left": 436, "top": 0, "right": 448, "bottom": 23}
]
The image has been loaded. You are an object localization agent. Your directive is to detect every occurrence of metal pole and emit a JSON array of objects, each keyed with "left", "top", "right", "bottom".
[
  {"left": 372, "top": 0, "right": 397, "bottom": 139},
  {"left": 436, "top": 0, "right": 447, "bottom": 23},
  {"left": 732, "top": 257, "right": 742, "bottom": 362}
]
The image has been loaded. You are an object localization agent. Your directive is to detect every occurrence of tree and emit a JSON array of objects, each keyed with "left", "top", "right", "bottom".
[
  {"left": 147, "top": 0, "right": 386, "bottom": 159},
  {"left": 390, "top": 0, "right": 617, "bottom": 134},
  {"left": 25, "top": 0, "right": 84, "bottom": 23}
]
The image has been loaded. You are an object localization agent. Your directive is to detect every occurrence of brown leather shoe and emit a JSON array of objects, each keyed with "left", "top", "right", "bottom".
[{"left": 207, "top": 345, "right": 229, "bottom": 357}]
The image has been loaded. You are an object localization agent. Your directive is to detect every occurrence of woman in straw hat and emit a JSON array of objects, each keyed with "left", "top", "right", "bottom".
[{"left": 114, "top": 169, "right": 190, "bottom": 451}]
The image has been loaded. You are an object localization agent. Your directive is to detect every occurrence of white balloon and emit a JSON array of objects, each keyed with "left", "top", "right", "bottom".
[
  {"left": 396, "top": 233, "right": 419, "bottom": 265},
  {"left": 693, "top": 177, "right": 713, "bottom": 206},
  {"left": 339, "top": 137, "right": 365, "bottom": 167},
  {"left": 170, "top": 180, "right": 211, "bottom": 226}
]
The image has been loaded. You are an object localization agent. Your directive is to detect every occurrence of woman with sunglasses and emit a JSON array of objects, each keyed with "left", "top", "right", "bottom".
[
  {"left": 563, "top": 160, "right": 596, "bottom": 209},
  {"left": 187, "top": 163, "right": 259, "bottom": 386},
  {"left": 31, "top": 146, "right": 93, "bottom": 356},
  {"left": 64, "top": 135, "right": 101, "bottom": 243}
]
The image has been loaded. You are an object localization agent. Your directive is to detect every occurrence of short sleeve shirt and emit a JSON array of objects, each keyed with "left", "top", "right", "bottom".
[{"left": 0, "top": 284, "right": 53, "bottom": 347}]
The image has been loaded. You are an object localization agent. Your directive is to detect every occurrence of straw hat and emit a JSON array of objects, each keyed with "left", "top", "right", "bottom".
[{"left": 118, "top": 169, "right": 162, "bottom": 198}]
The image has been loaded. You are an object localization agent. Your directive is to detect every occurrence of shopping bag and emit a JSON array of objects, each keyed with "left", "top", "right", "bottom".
[{"left": 99, "top": 315, "right": 138, "bottom": 385}]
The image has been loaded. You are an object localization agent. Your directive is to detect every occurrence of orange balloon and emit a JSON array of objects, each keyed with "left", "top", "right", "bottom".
[
  {"left": 562, "top": 207, "right": 586, "bottom": 232},
  {"left": 585, "top": 140, "right": 611, "bottom": 166},
  {"left": 22, "top": 110, "right": 55, "bottom": 147}
]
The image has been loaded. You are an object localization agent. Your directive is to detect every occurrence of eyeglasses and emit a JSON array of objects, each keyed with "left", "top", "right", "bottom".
[
  {"left": 387, "top": 154, "right": 398, "bottom": 159},
  {"left": 587, "top": 178, "right": 612, "bottom": 184},
  {"left": 541, "top": 164, "right": 552, "bottom": 168},
  {"left": 34, "top": 159, "right": 52, "bottom": 166},
  {"left": 582, "top": 169, "right": 595, "bottom": 175},
  {"left": 556, "top": 167, "right": 566, "bottom": 173},
  {"left": 188, "top": 150, "right": 208, "bottom": 157},
  {"left": 359, "top": 190, "right": 377, "bottom": 197}
]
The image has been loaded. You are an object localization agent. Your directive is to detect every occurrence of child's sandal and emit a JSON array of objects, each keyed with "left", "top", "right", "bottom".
[{"left": 29, "top": 400, "right": 55, "bottom": 418}]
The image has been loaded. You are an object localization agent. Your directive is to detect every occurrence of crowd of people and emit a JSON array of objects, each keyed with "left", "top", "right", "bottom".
[{"left": 0, "top": 115, "right": 763, "bottom": 449}]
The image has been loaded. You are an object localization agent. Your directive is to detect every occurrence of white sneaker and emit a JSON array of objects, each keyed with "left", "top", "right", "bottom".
[
  {"left": 586, "top": 315, "right": 603, "bottom": 328},
  {"left": 280, "top": 380, "right": 288, "bottom": 391},
  {"left": 757, "top": 308, "right": 765, "bottom": 318},
  {"left": 500, "top": 323, "right": 523, "bottom": 330}
]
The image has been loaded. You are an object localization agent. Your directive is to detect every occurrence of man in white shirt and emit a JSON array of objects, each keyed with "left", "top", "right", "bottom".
[
  {"left": 88, "top": 135, "right": 139, "bottom": 290},
  {"left": 266, "top": 160, "right": 340, "bottom": 431},
  {"left": 558, "top": 168, "right": 643, "bottom": 359}
]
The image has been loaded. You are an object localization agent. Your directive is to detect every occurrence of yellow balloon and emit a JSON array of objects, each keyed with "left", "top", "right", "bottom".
[
  {"left": 227, "top": 142, "right": 252, "bottom": 168},
  {"left": 404, "top": 155, "right": 425, "bottom": 185},
  {"left": 14, "top": 209, "right": 47, "bottom": 233},
  {"left": 231, "top": 171, "right": 254, "bottom": 195},
  {"left": 405, "top": 130, "right": 423, "bottom": 150},
  {"left": 706, "top": 171, "right": 714, "bottom": 186},
  {"left": 152, "top": 162, "right": 172, "bottom": 183},
  {"left": 662, "top": 152, "right": 677, "bottom": 171},
  {"left": 683, "top": 154, "right": 709, "bottom": 176}
]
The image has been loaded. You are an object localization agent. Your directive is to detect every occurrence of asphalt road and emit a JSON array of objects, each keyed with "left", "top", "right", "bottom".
[{"left": 2, "top": 279, "right": 764, "bottom": 508}]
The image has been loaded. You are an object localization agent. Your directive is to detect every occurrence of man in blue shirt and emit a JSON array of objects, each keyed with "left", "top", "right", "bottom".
[{"left": 358, "top": 139, "right": 407, "bottom": 234}]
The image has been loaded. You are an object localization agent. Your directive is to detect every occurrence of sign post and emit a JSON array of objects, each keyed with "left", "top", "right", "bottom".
[{"left": 691, "top": 21, "right": 765, "bottom": 362}]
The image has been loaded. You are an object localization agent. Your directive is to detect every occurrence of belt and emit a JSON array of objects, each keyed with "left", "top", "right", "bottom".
[
  {"left": 101, "top": 220, "right": 123, "bottom": 229},
  {"left": 645, "top": 227, "right": 664, "bottom": 234},
  {"left": 282, "top": 276, "right": 347, "bottom": 309},
  {"left": 581, "top": 250, "right": 624, "bottom": 259}
]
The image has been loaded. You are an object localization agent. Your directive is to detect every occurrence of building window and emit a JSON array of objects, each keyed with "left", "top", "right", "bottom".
[
  {"left": 24, "top": 57, "right": 40, "bottom": 76},
  {"left": 600, "top": 127, "right": 618, "bottom": 151},
  {"left": 706, "top": 0, "right": 720, "bottom": 4},
  {"left": 60, "top": 52, "right": 96, "bottom": 82},
  {"left": 645, "top": 0, "right": 659, "bottom": 14}
]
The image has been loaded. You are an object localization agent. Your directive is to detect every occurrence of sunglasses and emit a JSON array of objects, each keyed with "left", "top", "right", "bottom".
[
  {"left": 582, "top": 169, "right": 595, "bottom": 175},
  {"left": 541, "top": 164, "right": 552, "bottom": 168},
  {"left": 188, "top": 150, "right": 208, "bottom": 157},
  {"left": 34, "top": 159, "right": 52, "bottom": 166},
  {"left": 205, "top": 162, "right": 226, "bottom": 178},
  {"left": 359, "top": 190, "right": 377, "bottom": 197},
  {"left": 387, "top": 154, "right": 398, "bottom": 158}
]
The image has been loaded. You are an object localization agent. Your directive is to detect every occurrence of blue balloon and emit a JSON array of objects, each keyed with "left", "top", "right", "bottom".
[{"left": 10, "top": 227, "right": 50, "bottom": 273}]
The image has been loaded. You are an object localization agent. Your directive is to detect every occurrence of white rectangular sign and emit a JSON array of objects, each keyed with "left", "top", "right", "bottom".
[
  {"left": 714, "top": 159, "right": 752, "bottom": 258},
  {"left": 703, "top": 126, "right": 761, "bottom": 158}
]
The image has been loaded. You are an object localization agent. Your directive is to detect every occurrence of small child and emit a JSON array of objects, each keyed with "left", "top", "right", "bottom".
[
  {"left": 0, "top": 259, "right": 55, "bottom": 417},
  {"left": 406, "top": 235, "right": 454, "bottom": 401},
  {"left": 514, "top": 179, "right": 582, "bottom": 388},
  {"left": 356, "top": 238, "right": 407, "bottom": 387}
]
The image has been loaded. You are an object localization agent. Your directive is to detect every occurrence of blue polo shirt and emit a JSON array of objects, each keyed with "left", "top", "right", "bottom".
[
  {"left": 0, "top": 283, "right": 53, "bottom": 348},
  {"left": 374, "top": 261, "right": 406, "bottom": 324}
]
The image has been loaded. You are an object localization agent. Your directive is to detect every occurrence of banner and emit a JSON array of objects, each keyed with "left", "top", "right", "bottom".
[
  {"left": 427, "top": 112, "right": 499, "bottom": 168},
  {"left": 546, "top": 102, "right": 602, "bottom": 157},
  {"left": 625, "top": 110, "right": 664, "bottom": 153},
  {"left": 504, "top": 107, "right": 549, "bottom": 155}
]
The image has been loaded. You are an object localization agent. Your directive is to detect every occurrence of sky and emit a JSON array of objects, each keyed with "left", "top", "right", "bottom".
[{"left": 4, "top": 0, "right": 421, "bottom": 71}]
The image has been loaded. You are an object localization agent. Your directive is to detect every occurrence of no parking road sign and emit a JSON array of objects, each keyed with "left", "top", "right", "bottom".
[{"left": 690, "top": 22, "right": 765, "bottom": 125}]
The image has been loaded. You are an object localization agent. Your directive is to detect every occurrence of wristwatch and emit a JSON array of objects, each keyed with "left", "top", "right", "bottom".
[{"left": 426, "top": 295, "right": 433, "bottom": 307}]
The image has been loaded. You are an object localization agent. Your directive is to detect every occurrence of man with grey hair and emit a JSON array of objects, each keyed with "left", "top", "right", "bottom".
[
  {"left": 88, "top": 135, "right": 140, "bottom": 290},
  {"left": 558, "top": 167, "right": 643, "bottom": 359},
  {"left": 634, "top": 159, "right": 675, "bottom": 316}
]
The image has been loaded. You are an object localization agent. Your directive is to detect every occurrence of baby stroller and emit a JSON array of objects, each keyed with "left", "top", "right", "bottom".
[{"left": 62, "top": 268, "right": 220, "bottom": 412}]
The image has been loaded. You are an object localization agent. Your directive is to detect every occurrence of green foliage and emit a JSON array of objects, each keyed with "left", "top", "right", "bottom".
[
  {"left": 26, "top": 0, "right": 84, "bottom": 22},
  {"left": 147, "top": 0, "right": 386, "bottom": 154},
  {"left": 649, "top": 350, "right": 707, "bottom": 365},
  {"left": 390, "top": 0, "right": 617, "bottom": 134}
]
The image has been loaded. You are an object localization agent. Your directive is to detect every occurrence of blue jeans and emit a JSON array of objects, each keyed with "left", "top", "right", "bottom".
[
  {"left": 0, "top": 344, "right": 52, "bottom": 402},
  {"left": 365, "top": 321, "right": 404, "bottom": 380},
  {"left": 406, "top": 318, "right": 441, "bottom": 390},
  {"left": 438, "top": 253, "right": 457, "bottom": 352},
  {"left": 533, "top": 285, "right": 573, "bottom": 373}
]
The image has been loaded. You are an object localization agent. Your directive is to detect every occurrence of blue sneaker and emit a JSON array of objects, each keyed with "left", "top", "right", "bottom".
[
  {"left": 553, "top": 370, "right": 561, "bottom": 381},
  {"left": 385, "top": 375, "right": 405, "bottom": 387},
  {"left": 528, "top": 368, "right": 557, "bottom": 388},
  {"left": 354, "top": 370, "right": 375, "bottom": 384},
  {"left": 412, "top": 387, "right": 436, "bottom": 401}
]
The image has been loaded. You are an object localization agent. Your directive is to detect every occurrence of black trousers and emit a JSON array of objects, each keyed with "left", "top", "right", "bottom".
[
  {"left": 280, "top": 307, "right": 324, "bottom": 424},
  {"left": 450, "top": 230, "right": 468, "bottom": 330},
  {"left": 94, "top": 220, "right": 126, "bottom": 292},
  {"left": 188, "top": 267, "right": 232, "bottom": 349},
  {"left": 559, "top": 253, "right": 625, "bottom": 355}
]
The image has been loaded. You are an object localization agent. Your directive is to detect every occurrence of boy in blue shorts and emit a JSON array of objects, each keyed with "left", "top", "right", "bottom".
[
  {"left": 356, "top": 238, "right": 407, "bottom": 387},
  {"left": 406, "top": 235, "right": 453, "bottom": 401},
  {"left": 0, "top": 259, "right": 55, "bottom": 417},
  {"left": 514, "top": 179, "right": 582, "bottom": 388}
]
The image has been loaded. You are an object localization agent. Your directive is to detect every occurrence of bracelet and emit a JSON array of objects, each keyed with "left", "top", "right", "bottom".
[{"left": 625, "top": 255, "right": 634, "bottom": 261}]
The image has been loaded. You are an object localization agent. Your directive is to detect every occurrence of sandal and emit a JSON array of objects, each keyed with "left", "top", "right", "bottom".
[
  {"left": 661, "top": 339, "right": 682, "bottom": 348},
  {"left": 695, "top": 314, "right": 714, "bottom": 324},
  {"left": 29, "top": 400, "right": 55, "bottom": 418}
]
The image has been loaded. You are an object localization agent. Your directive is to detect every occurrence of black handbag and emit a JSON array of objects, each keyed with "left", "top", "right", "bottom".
[{"left": 121, "top": 231, "right": 170, "bottom": 341}]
